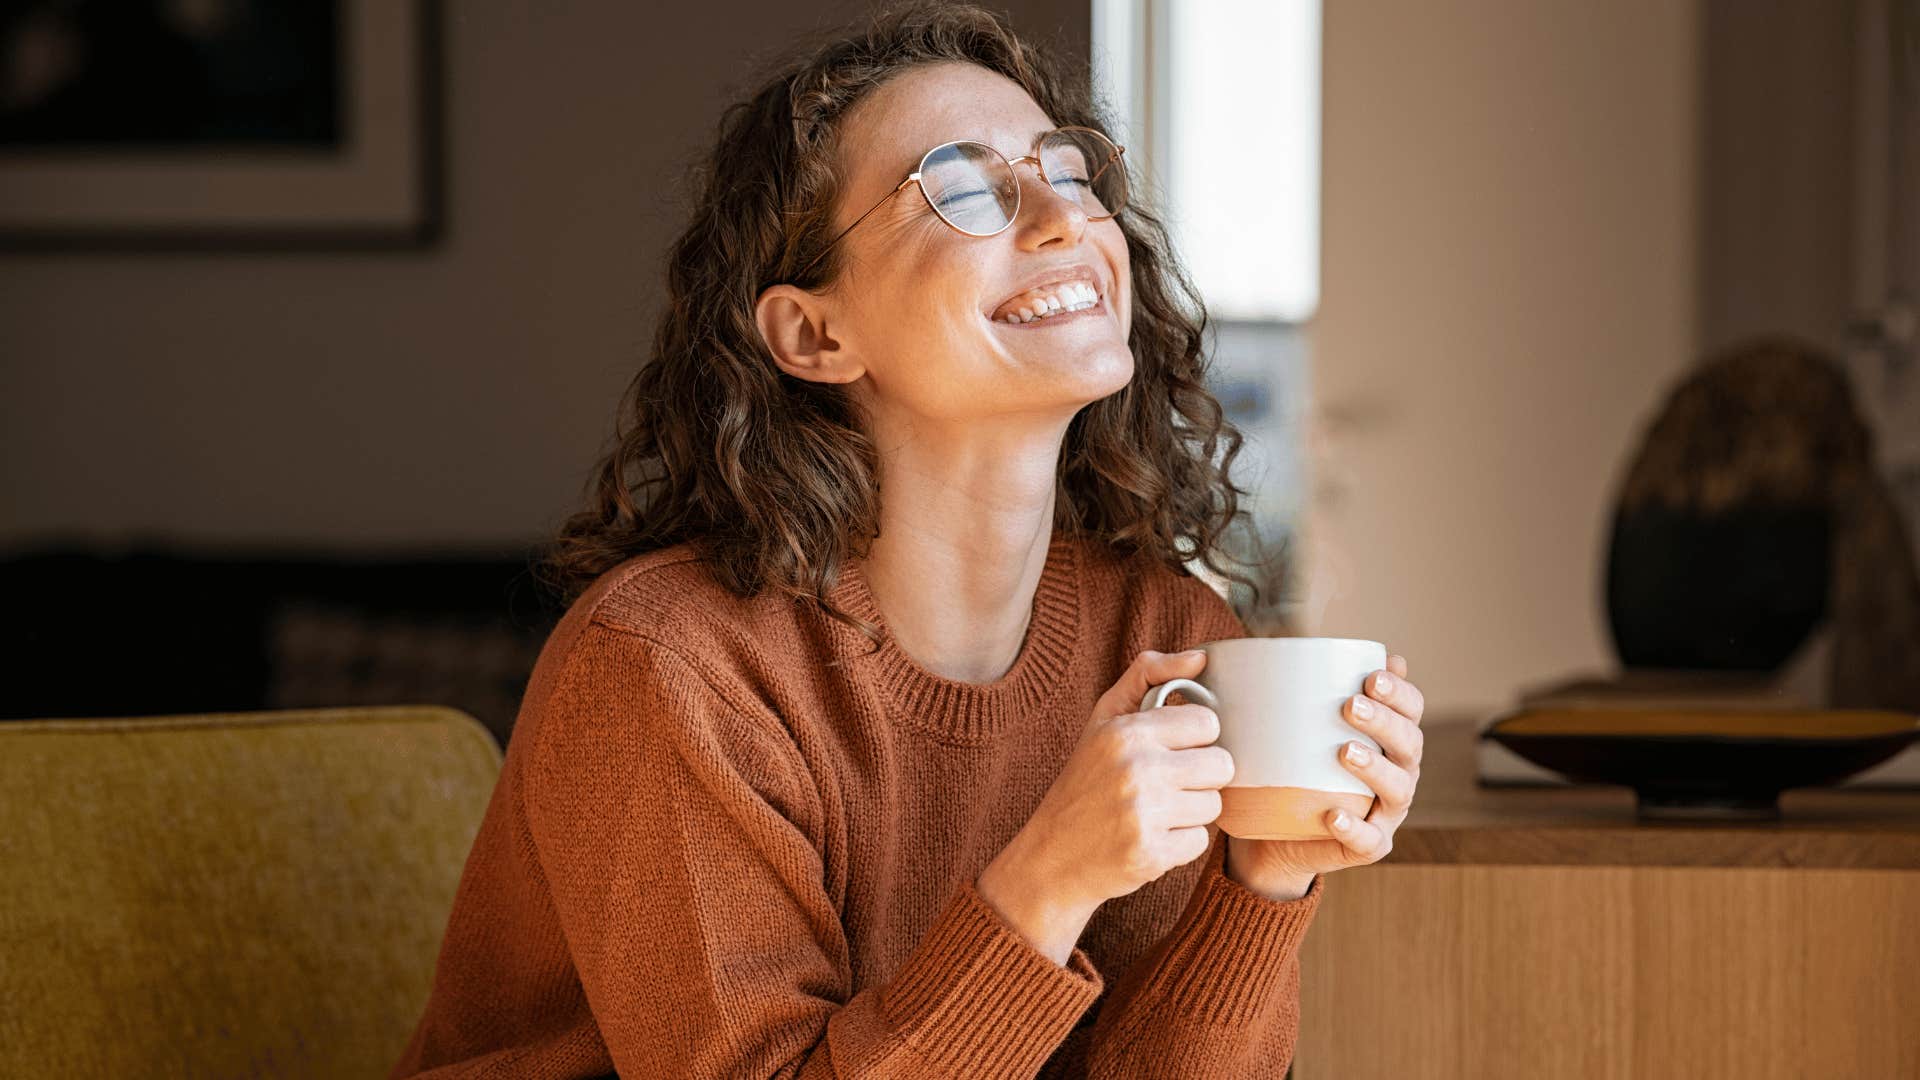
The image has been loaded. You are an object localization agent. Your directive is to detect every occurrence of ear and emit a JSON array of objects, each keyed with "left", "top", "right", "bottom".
[{"left": 754, "top": 284, "right": 866, "bottom": 385}]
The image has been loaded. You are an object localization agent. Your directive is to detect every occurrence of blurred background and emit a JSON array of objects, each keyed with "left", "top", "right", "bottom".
[{"left": 2, "top": 0, "right": 1917, "bottom": 744}]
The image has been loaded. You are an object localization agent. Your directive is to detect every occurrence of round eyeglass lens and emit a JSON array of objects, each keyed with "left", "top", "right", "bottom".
[
  {"left": 920, "top": 141, "right": 1020, "bottom": 235},
  {"left": 1039, "top": 128, "right": 1127, "bottom": 218}
]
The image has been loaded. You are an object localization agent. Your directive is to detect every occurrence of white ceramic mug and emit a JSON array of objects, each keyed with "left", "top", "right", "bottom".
[{"left": 1139, "top": 637, "right": 1387, "bottom": 840}]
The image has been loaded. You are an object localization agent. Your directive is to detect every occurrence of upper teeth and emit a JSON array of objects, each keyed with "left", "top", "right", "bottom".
[{"left": 999, "top": 281, "right": 1100, "bottom": 323}]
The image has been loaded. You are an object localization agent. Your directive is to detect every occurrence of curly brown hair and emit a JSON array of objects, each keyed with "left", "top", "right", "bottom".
[{"left": 534, "top": 0, "right": 1280, "bottom": 647}]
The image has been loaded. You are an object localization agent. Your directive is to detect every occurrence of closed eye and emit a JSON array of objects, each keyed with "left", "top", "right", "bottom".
[{"left": 936, "top": 189, "right": 994, "bottom": 207}]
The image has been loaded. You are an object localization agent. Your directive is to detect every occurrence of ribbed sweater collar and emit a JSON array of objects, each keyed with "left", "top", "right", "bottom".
[{"left": 827, "top": 530, "right": 1084, "bottom": 744}]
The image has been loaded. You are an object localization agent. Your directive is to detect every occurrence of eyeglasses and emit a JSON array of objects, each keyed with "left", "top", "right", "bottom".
[{"left": 796, "top": 125, "right": 1129, "bottom": 279}]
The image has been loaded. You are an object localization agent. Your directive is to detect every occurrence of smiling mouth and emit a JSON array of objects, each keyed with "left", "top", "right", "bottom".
[
  {"left": 990, "top": 294, "right": 1107, "bottom": 328},
  {"left": 989, "top": 284, "right": 1108, "bottom": 327}
]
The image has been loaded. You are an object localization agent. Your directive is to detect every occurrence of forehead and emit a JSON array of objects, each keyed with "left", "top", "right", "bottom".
[{"left": 840, "top": 62, "right": 1057, "bottom": 180}]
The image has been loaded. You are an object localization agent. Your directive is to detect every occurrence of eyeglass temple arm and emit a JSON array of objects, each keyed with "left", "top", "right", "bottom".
[{"left": 797, "top": 175, "right": 919, "bottom": 278}]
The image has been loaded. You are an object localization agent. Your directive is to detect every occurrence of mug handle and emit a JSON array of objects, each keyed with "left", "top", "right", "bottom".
[{"left": 1140, "top": 678, "right": 1219, "bottom": 713}]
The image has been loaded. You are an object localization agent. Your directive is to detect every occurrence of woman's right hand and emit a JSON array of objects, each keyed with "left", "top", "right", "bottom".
[{"left": 975, "top": 649, "right": 1236, "bottom": 962}]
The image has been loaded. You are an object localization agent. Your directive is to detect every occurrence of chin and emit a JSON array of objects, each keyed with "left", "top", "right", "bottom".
[
  {"left": 1024, "top": 340, "right": 1136, "bottom": 410},
  {"left": 1079, "top": 342, "right": 1137, "bottom": 398}
]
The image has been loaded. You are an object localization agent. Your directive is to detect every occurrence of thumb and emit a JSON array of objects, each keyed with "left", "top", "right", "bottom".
[{"left": 1091, "top": 648, "right": 1209, "bottom": 725}]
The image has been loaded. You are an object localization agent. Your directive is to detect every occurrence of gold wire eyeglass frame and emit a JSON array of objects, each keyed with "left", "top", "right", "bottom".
[{"left": 796, "top": 125, "right": 1128, "bottom": 279}]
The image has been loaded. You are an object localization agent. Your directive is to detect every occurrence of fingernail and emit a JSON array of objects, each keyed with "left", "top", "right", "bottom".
[
  {"left": 1332, "top": 810, "right": 1351, "bottom": 830},
  {"left": 1345, "top": 742, "right": 1371, "bottom": 766},
  {"left": 1375, "top": 673, "right": 1394, "bottom": 695},
  {"left": 1181, "top": 649, "right": 1205, "bottom": 657},
  {"left": 1352, "top": 696, "right": 1373, "bottom": 719}
]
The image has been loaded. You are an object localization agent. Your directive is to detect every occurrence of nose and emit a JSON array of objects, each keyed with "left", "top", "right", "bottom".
[{"left": 1006, "top": 155, "right": 1088, "bottom": 247}]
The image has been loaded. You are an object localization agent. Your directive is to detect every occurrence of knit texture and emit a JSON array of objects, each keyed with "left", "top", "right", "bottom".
[{"left": 391, "top": 531, "right": 1323, "bottom": 1078}]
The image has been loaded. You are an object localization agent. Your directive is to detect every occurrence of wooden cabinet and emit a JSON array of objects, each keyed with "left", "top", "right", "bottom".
[{"left": 1291, "top": 719, "right": 1920, "bottom": 1079}]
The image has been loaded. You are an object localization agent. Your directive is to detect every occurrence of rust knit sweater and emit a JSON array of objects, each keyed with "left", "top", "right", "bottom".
[{"left": 392, "top": 530, "right": 1324, "bottom": 1078}]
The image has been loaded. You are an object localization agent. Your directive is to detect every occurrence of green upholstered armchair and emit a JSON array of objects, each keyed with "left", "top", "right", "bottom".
[{"left": 0, "top": 706, "right": 501, "bottom": 1078}]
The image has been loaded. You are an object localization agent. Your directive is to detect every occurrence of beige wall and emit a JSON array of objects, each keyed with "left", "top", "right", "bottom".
[
  {"left": 1308, "top": 0, "right": 1701, "bottom": 715},
  {"left": 1698, "top": 0, "right": 1856, "bottom": 358},
  {"left": 0, "top": 2, "right": 1089, "bottom": 551}
]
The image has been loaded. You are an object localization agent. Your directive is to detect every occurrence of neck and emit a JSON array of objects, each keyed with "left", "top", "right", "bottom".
[{"left": 858, "top": 415, "right": 1070, "bottom": 684}]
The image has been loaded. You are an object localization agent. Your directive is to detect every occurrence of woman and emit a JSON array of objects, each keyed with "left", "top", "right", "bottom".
[{"left": 393, "top": 4, "right": 1425, "bottom": 1076}]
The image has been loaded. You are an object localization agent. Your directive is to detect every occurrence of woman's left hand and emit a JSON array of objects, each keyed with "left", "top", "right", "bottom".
[{"left": 1225, "top": 653, "right": 1424, "bottom": 898}]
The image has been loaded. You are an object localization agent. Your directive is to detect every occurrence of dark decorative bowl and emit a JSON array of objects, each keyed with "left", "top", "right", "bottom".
[{"left": 1482, "top": 709, "right": 1920, "bottom": 819}]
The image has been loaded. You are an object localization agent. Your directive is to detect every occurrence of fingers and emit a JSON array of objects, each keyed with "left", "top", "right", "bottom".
[
  {"left": 1386, "top": 653, "right": 1409, "bottom": 679},
  {"left": 1338, "top": 738, "right": 1416, "bottom": 819},
  {"left": 1166, "top": 743, "right": 1236, "bottom": 789},
  {"left": 1133, "top": 703, "right": 1220, "bottom": 750},
  {"left": 1326, "top": 804, "right": 1393, "bottom": 863},
  {"left": 1363, "top": 665, "right": 1425, "bottom": 726},
  {"left": 1344, "top": 693, "right": 1424, "bottom": 776},
  {"left": 1340, "top": 682, "right": 1423, "bottom": 837},
  {"left": 1170, "top": 824, "right": 1214, "bottom": 866},
  {"left": 1168, "top": 788, "right": 1224, "bottom": 829}
]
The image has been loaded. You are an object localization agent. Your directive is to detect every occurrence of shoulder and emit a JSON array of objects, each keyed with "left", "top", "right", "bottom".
[
  {"left": 519, "top": 618, "right": 824, "bottom": 848},
  {"left": 562, "top": 542, "right": 803, "bottom": 687},
  {"left": 568, "top": 541, "right": 756, "bottom": 638},
  {"left": 510, "top": 543, "right": 822, "bottom": 760},
  {"left": 527, "top": 568, "right": 815, "bottom": 794}
]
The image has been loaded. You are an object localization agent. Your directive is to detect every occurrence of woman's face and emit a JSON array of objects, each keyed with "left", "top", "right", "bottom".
[{"left": 759, "top": 62, "right": 1134, "bottom": 427}]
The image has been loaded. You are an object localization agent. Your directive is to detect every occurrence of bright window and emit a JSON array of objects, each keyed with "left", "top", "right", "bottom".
[{"left": 1094, "top": 0, "right": 1321, "bottom": 322}]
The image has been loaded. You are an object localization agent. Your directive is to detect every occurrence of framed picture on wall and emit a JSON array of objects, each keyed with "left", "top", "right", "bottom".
[{"left": 0, "top": 0, "right": 441, "bottom": 250}]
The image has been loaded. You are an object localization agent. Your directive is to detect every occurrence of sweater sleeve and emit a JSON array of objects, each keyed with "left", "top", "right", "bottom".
[
  {"left": 1077, "top": 830, "right": 1322, "bottom": 1076},
  {"left": 521, "top": 620, "right": 1105, "bottom": 1078},
  {"left": 1065, "top": 572, "right": 1323, "bottom": 1076}
]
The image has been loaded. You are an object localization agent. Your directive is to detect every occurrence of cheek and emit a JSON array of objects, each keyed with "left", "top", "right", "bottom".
[
  {"left": 854, "top": 308, "right": 996, "bottom": 412},
  {"left": 1105, "top": 228, "right": 1132, "bottom": 328}
]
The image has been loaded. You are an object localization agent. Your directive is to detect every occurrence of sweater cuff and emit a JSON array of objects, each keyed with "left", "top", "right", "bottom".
[
  {"left": 1130, "top": 830, "right": 1323, "bottom": 1028},
  {"left": 879, "top": 879, "right": 1104, "bottom": 1075}
]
